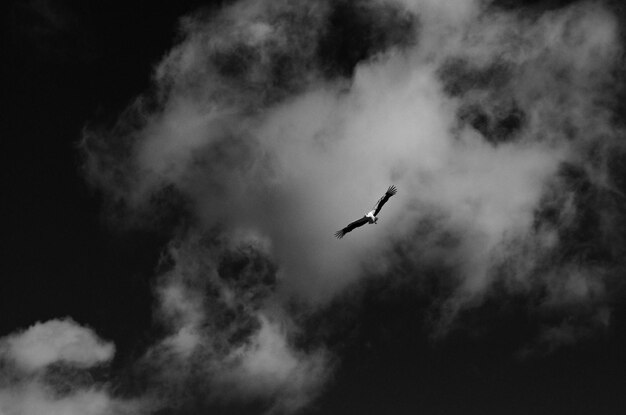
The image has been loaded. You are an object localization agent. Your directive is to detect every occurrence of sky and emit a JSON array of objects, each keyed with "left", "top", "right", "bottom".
[{"left": 3, "top": 0, "right": 626, "bottom": 414}]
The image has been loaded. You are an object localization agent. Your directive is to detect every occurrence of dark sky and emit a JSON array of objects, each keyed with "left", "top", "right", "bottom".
[
  {"left": 3, "top": 1, "right": 626, "bottom": 414},
  {"left": 3, "top": 0, "right": 207, "bottom": 337}
]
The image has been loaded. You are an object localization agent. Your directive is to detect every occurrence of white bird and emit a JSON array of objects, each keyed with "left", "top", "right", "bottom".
[{"left": 335, "top": 185, "right": 397, "bottom": 239}]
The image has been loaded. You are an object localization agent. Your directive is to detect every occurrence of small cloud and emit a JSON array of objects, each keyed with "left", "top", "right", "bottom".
[
  {"left": 0, "top": 320, "right": 145, "bottom": 415},
  {"left": 0, "top": 319, "right": 115, "bottom": 373}
]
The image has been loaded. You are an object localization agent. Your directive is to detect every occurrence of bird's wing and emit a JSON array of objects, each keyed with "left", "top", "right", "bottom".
[
  {"left": 335, "top": 216, "right": 369, "bottom": 239},
  {"left": 372, "top": 185, "right": 397, "bottom": 216}
]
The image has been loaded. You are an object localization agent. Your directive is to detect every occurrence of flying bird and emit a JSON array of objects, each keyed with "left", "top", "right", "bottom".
[{"left": 335, "top": 185, "right": 398, "bottom": 239}]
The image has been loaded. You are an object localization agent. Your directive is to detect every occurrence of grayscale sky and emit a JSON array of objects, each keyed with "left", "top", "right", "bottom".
[{"left": 3, "top": 0, "right": 626, "bottom": 414}]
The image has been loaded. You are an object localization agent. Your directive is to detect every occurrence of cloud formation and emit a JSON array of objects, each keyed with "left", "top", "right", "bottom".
[
  {"left": 141, "top": 231, "right": 331, "bottom": 413},
  {"left": 79, "top": 0, "right": 626, "bottom": 412},
  {"left": 0, "top": 319, "right": 115, "bottom": 373},
  {"left": 0, "top": 319, "right": 142, "bottom": 415}
]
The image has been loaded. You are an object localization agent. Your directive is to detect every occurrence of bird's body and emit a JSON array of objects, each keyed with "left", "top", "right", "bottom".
[{"left": 335, "top": 185, "right": 397, "bottom": 239}]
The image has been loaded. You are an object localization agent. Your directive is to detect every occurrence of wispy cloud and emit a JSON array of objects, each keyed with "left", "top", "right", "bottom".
[
  {"left": 78, "top": 0, "right": 626, "bottom": 411},
  {"left": 140, "top": 231, "right": 332, "bottom": 413}
]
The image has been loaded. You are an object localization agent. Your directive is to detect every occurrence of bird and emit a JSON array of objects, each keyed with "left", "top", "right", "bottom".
[{"left": 335, "top": 185, "right": 397, "bottom": 239}]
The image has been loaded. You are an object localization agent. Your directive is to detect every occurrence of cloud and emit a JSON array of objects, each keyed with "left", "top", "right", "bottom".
[
  {"left": 0, "top": 386, "right": 139, "bottom": 415},
  {"left": 141, "top": 231, "right": 331, "bottom": 413},
  {"left": 215, "top": 314, "right": 330, "bottom": 413},
  {"left": 0, "top": 319, "right": 115, "bottom": 373},
  {"left": 0, "top": 319, "right": 144, "bottom": 415},
  {"left": 80, "top": 0, "right": 626, "bottom": 410}
]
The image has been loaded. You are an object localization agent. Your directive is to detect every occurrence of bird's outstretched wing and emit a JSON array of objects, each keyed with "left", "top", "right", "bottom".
[
  {"left": 372, "top": 185, "right": 397, "bottom": 216},
  {"left": 335, "top": 216, "right": 369, "bottom": 239}
]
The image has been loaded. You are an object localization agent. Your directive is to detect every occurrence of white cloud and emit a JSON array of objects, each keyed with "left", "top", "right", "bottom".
[
  {"left": 80, "top": 0, "right": 626, "bottom": 406},
  {"left": 141, "top": 232, "right": 332, "bottom": 413},
  {"left": 216, "top": 314, "right": 330, "bottom": 413},
  {"left": 0, "top": 320, "right": 143, "bottom": 415},
  {"left": 0, "top": 386, "right": 140, "bottom": 415},
  {"left": 156, "top": 277, "right": 205, "bottom": 358},
  {"left": 0, "top": 319, "right": 115, "bottom": 373},
  {"left": 83, "top": 0, "right": 622, "bottom": 299}
]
